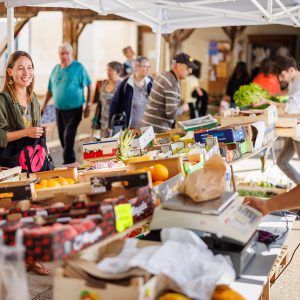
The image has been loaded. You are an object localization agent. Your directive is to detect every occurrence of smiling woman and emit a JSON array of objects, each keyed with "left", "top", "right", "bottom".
[{"left": 0, "top": 50, "right": 51, "bottom": 275}]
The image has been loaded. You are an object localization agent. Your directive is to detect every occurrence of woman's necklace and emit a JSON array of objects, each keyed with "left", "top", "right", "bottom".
[{"left": 18, "top": 96, "right": 29, "bottom": 115}]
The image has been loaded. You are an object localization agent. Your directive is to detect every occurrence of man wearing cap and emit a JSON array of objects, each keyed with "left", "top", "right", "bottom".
[{"left": 141, "top": 53, "right": 196, "bottom": 133}]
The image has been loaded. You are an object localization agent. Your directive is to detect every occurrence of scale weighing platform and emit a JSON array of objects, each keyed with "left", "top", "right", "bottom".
[{"left": 150, "top": 191, "right": 263, "bottom": 276}]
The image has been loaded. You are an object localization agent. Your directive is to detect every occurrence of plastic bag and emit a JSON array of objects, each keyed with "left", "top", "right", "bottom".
[
  {"left": 179, "top": 154, "right": 226, "bottom": 202},
  {"left": 0, "top": 230, "right": 30, "bottom": 300}
]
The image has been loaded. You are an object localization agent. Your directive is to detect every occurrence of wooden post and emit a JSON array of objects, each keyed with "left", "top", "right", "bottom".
[{"left": 0, "top": 18, "right": 31, "bottom": 57}]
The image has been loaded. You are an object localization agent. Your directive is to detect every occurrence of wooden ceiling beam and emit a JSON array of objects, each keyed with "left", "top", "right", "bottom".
[{"left": 0, "top": 4, "right": 128, "bottom": 21}]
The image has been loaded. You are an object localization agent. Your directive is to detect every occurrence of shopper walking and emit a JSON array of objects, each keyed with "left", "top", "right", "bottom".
[
  {"left": 42, "top": 43, "right": 92, "bottom": 164},
  {"left": 141, "top": 53, "right": 196, "bottom": 133},
  {"left": 109, "top": 56, "right": 152, "bottom": 130},
  {"left": 0, "top": 50, "right": 50, "bottom": 275},
  {"left": 92, "top": 61, "right": 122, "bottom": 138},
  {"left": 254, "top": 56, "right": 300, "bottom": 184},
  {"left": 121, "top": 46, "right": 135, "bottom": 78}
]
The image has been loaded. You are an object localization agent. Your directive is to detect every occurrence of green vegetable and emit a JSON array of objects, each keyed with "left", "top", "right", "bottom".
[
  {"left": 233, "top": 83, "right": 269, "bottom": 107},
  {"left": 269, "top": 95, "right": 288, "bottom": 103},
  {"left": 238, "top": 190, "right": 275, "bottom": 197}
]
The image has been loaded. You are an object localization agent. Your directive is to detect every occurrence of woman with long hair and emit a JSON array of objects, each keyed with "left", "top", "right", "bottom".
[
  {"left": 0, "top": 51, "right": 50, "bottom": 276},
  {"left": 225, "top": 61, "right": 251, "bottom": 107}
]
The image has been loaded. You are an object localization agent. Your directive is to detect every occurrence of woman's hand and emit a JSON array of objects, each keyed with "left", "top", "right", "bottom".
[
  {"left": 24, "top": 127, "right": 44, "bottom": 138},
  {"left": 243, "top": 197, "right": 269, "bottom": 215},
  {"left": 252, "top": 98, "right": 270, "bottom": 108},
  {"left": 42, "top": 125, "right": 51, "bottom": 139}
]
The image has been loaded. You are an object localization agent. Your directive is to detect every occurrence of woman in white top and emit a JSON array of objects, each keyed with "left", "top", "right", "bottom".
[{"left": 254, "top": 56, "right": 300, "bottom": 184}]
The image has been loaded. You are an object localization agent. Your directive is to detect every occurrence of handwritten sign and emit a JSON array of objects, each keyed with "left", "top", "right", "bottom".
[{"left": 114, "top": 203, "right": 133, "bottom": 233}]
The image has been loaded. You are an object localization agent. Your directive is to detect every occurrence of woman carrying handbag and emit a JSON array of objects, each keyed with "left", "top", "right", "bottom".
[{"left": 0, "top": 51, "right": 50, "bottom": 275}]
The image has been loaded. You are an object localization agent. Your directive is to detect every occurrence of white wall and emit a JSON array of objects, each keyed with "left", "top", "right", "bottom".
[{"left": 79, "top": 20, "right": 138, "bottom": 81}]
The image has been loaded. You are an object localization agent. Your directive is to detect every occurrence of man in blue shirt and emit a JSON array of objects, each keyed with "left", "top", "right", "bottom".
[{"left": 42, "top": 43, "right": 92, "bottom": 164}]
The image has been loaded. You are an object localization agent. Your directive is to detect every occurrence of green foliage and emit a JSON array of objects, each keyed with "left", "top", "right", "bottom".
[
  {"left": 269, "top": 95, "right": 288, "bottom": 103},
  {"left": 233, "top": 83, "right": 269, "bottom": 107}
]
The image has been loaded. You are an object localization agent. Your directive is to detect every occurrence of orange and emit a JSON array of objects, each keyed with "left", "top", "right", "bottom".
[
  {"left": 151, "top": 164, "right": 169, "bottom": 181},
  {"left": 47, "top": 179, "right": 61, "bottom": 188},
  {"left": 153, "top": 180, "right": 164, "bottom": 186},
  {"left": 34, "top": 183, "right": 44, "bottom": 190},
  {"left": 65, "top": 178, "right": 76, "bottom": 185},
  {"left": 39, "top": 179, "right": 48, "bottom": 187},
  {"left": 56, "top": 177, "right": 69, "bottom": 185}
]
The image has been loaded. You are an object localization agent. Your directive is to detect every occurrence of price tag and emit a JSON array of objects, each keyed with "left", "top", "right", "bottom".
[
  {"left": 90, "top": 177, "right": 107, "bottom": 193},
  {"left": 114, "top": 203, "right": 133, "bottom": 233}
]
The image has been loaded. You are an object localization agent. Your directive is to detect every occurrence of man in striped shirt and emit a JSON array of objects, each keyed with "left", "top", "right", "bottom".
[{"left": 141, "top": 53, "right": 197, "bottom": 133}]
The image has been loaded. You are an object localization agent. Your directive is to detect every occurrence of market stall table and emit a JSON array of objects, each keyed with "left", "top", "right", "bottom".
[
  {"left": 229, "top": 139, "right": 277, "bottom": 191},
  {"left": 231, "top": 213, "right": 295, "bottom": 300}
]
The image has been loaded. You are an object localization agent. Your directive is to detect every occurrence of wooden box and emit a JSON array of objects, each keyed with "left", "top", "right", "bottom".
[
  {"left": 19, "top": 167, "right": 78, "bottom": 181},
  {"left": 126, "top": 157, "right": 184, "bottom": 179},
  {"left": 218, "top": 105, "right": 278, "bottom": 127},
  {"left": 20, "top": 168, "right": 90, "bottom": 202},
  {"left": 0, "top": 166, "right": 22, "bottom": 183},
  {"left": 275, "top": 117, "right": 298, "bottom": 138},
  {"left": 78, "top": 167, "right": 128, "bottom": 183}
]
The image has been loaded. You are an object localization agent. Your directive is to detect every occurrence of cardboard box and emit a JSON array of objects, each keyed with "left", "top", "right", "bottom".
[
  {"left": 218, "top": 105, "right": 278, "bottom": 126},
  {"left": 195, "top": 127, "right": 245, "bottom": 144},
  {"left": 82, "top": 139, "right": 118, "bottom": 160},
  {"left": 53, "top": 239, "right": 163, "bottom": 300},
  {"left": 89, "top": 173, "right": 154, "bottom": 228},
  {"left": 243, "top": 121, "right": 265, "bottom": 151}
]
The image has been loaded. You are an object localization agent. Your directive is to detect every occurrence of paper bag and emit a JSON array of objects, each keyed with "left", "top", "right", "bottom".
[{"left": 179, "top": 155, "right": 226, "bottom": 202}]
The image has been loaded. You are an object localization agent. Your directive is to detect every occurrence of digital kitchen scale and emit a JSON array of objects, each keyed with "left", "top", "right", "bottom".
[{"left": 149, "top": 192, "right": 263, "bottom": 276}]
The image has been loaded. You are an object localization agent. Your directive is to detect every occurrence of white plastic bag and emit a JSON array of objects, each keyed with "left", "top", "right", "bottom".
[{"left": 0, "top": 230, "right": 30, "bottom": 300}]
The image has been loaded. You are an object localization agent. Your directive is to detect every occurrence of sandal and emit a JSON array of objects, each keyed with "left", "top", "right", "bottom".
[{"left": 26, "top": 261, "right": 51, "bottom": 276}]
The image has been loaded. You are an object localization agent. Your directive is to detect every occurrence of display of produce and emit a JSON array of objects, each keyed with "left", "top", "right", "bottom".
[
  {"left": 233, "top": 83, "right": 269, "bottom": 107},
  {"left": 116, "top": 129, "right": 135, "bottom": 161},
  {"left": 34, "top": 177, "right": 76, "bottom": 189}
]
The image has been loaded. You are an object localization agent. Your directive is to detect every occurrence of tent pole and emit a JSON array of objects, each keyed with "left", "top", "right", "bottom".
[
  {"left": 7, "top": 6, "right": 14, "bottom": 55},
  {"left": 155, "top": 21, "right": 162, "bottom": 73}
]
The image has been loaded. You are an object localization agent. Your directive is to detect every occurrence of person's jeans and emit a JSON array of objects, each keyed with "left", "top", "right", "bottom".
[
  {"left": 277, "top": 138, "right": 300, "bottom": 184},
  {"left": 56, "top": 106, "right": 82, "bottom": 165}
]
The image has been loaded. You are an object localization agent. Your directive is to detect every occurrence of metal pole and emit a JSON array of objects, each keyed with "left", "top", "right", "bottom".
[
  {"left": 154, "top": 22, "right": 162, "bottom": 73},
  {"left": 7, "top": 6, "right": 15, "bottom": 55}
]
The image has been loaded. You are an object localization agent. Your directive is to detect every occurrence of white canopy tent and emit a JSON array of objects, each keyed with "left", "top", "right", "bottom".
[{"left": 2, "top": 0, "right": 300, "bottom": 70}]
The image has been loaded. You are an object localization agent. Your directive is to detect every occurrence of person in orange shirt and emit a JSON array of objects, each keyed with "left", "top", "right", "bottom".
[{"left": 252, "top": 58, "right": 281, "bottom": 95}]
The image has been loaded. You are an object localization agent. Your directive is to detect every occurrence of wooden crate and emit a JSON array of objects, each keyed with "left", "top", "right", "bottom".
[
  {"left": 0, "top": 166, "right": 22, "bottom": 182},
  {"left": 32, "top": 182, "right": 91, "bottom": 203},
  {"left": 217, "top": 105, "right": 278, "bottom": 126},
  {"left": 275, "top": 117, "right": 298, "bottom": 138},
  {"left": 19, "top": 167, "right": 78, "bottom": 181},
  {"left": 237, "top": 184, "right": 289, "bottom": 195},
  {"left": 0, "top": 180, "right": 34, "bottom": 207},
  {"left": 260, "top": 245, "right": 288, "bottom": 300},
  {"left": 20, "top": 168, "right": 89, "bottom": 203},
  {"left": 126, "top": 157, "right": 184, "bottom": 178},
  {"left": 78, "top": 166, "right": 128, "bottom": 183}
]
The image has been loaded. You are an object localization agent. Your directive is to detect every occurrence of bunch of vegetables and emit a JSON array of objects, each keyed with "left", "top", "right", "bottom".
[{"left": 233, "top": 83, "right": 269, "bottom": 108}]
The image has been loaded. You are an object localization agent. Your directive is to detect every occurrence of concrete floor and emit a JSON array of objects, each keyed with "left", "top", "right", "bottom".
[{"left": 28, "top": 105, "right": 300, "bottom": 299}]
